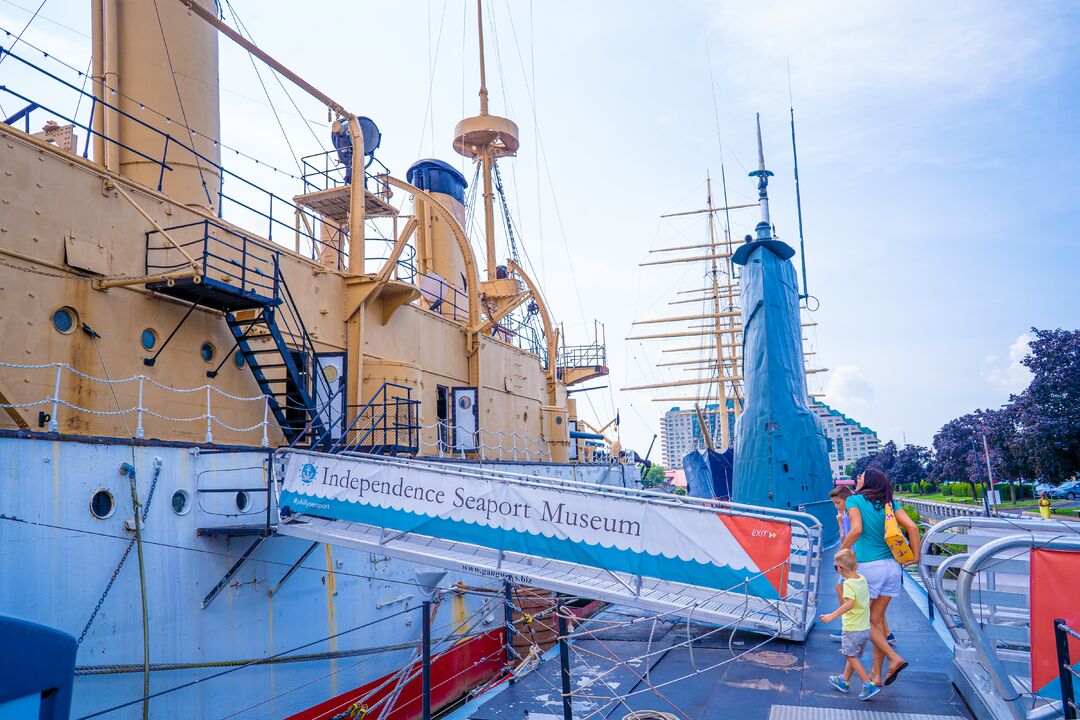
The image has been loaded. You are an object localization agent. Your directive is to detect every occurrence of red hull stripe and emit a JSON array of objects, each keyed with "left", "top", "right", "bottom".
[{"left": 287, "top": 629, "right": 504, "bottom": 720}]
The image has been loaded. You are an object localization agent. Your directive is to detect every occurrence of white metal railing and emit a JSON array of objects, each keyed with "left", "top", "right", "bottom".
[
  {"left": 903, "top": 497, "right": 988, "bottom": 519},
  {"left": 0, "top": 361, "right": 271, "bottom": 445},
  {"left": 918, "top": 516, "right": 1080, "bottom": 720}
]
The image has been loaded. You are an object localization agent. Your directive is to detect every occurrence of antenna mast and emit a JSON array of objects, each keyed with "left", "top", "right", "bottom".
[{"left": 790, "top": 96, "right": 809, "bottom": 299}]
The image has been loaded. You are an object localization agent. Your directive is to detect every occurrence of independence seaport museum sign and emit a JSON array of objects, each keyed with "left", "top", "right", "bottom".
[{"left": 279, "top": 451, "right": 794, "bottom": 599}]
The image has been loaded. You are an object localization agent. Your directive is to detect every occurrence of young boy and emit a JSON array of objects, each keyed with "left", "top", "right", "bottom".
[
  {"left": 819, "top": 548, "right": 881, "bottom": 700},
  {"left": 828, "top": 487, "right": 853, "bottom": 642}
]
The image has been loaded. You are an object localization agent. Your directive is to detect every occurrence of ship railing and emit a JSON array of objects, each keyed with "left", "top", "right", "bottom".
[
  {"left": 0, "top": 45, "right": 347, "bottom": 271},
  {"left": 1056, "top": 619, "right": 1080, "bottom": 720},
  {"left": 300, "top": 148, "right": 393, "bottom": 201},
  {"left": 316, "top": 382, "right": 420, "bottom": 455},
  {"left": 146, "top": 219, "right": 281, "bottom": 300},
  {"left": 0, "top": 360, "right": 272, "bottom": 446},
  {"left": 917, "top": 516, "right": 1080, "bottom": 720},
  {"left": 417, "top": 422, "right": 553, "bottom": 464},
  {"left": 557, "top": 342, "right": 607, "bottom": 370}
]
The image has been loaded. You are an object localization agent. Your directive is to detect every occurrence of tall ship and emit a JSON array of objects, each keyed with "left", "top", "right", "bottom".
[{"left": 0, "top": 2, "right": 628, "bottom": 718}]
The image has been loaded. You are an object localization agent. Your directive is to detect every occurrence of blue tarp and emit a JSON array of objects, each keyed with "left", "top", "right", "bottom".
[
  {"left": 731, "top": 230, "right": 837, "bottom": 546},
  {"left": 683, "top": 448, "right": 733, "bottom": 500}
]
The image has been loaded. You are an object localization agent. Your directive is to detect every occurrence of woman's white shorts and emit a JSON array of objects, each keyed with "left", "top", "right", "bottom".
[{"left": 859, "top": 558, "right": 902, "bottom": 599}]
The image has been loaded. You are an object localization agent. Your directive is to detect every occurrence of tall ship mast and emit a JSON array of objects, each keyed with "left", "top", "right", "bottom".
[
  {"left": 0, "top": 1, "right": 624, "bottom": 718},
  {"left": 623, "top": 119, "right": 827, "bottom": 490}
]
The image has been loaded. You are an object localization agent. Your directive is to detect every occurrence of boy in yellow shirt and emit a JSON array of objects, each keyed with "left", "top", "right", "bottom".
[{"left": 819, "top": 548, "right": 881, "bottom": 700}]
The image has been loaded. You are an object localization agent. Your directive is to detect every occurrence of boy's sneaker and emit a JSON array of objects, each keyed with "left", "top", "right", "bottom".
[
  {"left": 859, "top": 682, "right": 881, "bottom": 701},
  {"left": 828, "top": 676, "right": 850, "bottom": 693},
  {"left": 887, "top": 632, "right": 897, "bottom": 645}
]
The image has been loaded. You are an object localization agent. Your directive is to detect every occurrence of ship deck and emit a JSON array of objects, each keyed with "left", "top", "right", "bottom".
[{"left": 448, "top": 564, "right": 974, "bottom": 720}]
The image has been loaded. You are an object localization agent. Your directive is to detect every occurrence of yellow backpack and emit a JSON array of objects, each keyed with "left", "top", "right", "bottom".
[{"left": 883, "top": 502, "right": 915, "bottom": 564}]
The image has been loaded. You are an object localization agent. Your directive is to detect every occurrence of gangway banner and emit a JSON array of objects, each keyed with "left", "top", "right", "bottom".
[
  {"left": 1031, "top": 548, "right": 1080, "bottom": 701},
  {"left": 278, "top": 451, "right": 794, "bottom": 600}
]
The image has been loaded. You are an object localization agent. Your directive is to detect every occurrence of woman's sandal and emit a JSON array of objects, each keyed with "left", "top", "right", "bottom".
[{"left": 884, "top": 660, "right": 909, "bottom": 686}]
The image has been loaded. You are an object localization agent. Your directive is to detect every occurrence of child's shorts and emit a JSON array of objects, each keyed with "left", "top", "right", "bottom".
[{"left": 841, "top": 630, "right": 870, "bottom": 658}]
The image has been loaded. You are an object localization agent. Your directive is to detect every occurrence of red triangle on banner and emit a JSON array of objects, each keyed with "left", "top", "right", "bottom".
[{"left": 717, "top": 513, "right": 792, "bottom": 596}]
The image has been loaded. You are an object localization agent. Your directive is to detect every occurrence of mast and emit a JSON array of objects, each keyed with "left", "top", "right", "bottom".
[
  {"left": 623, "top": 176, "right": 749, "bottom": 449},
  {"left": 453, "top": 0, "right": 520, "bottom": 282},
  {"left": 705, "top": 174, "right": 730, "bottom": 449}
]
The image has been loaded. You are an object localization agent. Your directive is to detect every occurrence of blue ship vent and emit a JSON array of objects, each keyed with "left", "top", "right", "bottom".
[{"left": 407, "top": 159, "right": 468, "bottom": 204}]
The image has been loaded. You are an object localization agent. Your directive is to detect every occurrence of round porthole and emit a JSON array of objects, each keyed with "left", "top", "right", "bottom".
[
  {"left": 200, "top": 342, "right": 216, "bottom": 363},
  {"left": 234, "top": 351, "right": 246, "bottom": 368},
  {"left": 171, "top": 489, "right": 190, "bottom": 515},
  {"left": 52, "top": 306, "right": 77, "bottom": 334},
  {"left": 323, "top": 365, "right": 339, "bottom": 383},
  {"left": 235, "top": 491, "right": 250, "bottom": 512},
  {"left": 141, "top": 328, "right": 158, "bottom": 351},
  {"left": 90, "top": 489, "right": 115, "bottom": 519}
]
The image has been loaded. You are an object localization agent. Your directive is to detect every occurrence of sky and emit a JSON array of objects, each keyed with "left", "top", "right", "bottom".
[{"left": 2, "top": 0, "right": 1078, "bottom": 456}]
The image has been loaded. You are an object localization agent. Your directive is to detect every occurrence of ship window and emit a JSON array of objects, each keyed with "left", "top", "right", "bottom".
[
  {"left": 52, "top": 306, "right": 77, "bottom": 334},
  {"left": 200, "top": 342, "right": 216, "bottom": 363},
  {"left": 141, "top": 328, "right": 157, "bottom": 351},
  {"left": 235, "top": 491, "right": 250, "bottom": 512},
  {"left": 90, "top": 489, "right": 114, "bottom": 519},
  {"left": 234, "top": 351, "right": 246, "bottom": 368},
  {"left": 171, "top": 489, "right": 190, "bottom": 515}
]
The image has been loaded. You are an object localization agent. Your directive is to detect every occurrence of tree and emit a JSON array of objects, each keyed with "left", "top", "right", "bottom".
[
  {"left": 848, "top": 441, "right": 931, "bottom": 488},
  {"left": 642, "top": 464, "right": 667, "bottom": 486},
  {"left": 891, "top": 444, "right": 932, "bottom": 488},
  {"left": 1009, "top": 328, "right": 1080, "bottom": 482},
  {"left": 931, "top": 411, "right": 997, "bottom": 497}
]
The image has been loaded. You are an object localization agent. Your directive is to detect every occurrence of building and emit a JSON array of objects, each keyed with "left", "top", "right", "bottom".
[
  {"left": 660, "top": 403, "right": 735, "bottom": 468},
  {"left": 810, "top": 400, "right": 881, "bottom": 482}
]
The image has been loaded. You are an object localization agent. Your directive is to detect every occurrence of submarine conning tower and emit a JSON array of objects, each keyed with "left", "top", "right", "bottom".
[{"left": 731, "top": 114, "right": 837, "bottom": 546}]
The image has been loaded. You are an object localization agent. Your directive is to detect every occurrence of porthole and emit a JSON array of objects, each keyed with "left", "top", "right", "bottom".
[
  {"left": 141, "top": 328, "right": 158, "bottom": 351},
  {"left": 200, "top": 342, "right": 216, "bottom": 363},
  {"left": 171, "top": 489, "right": 190, "bottom": 515},
  {"left": 90, "top": 489, "right": 115, "bottom": 519},
  {"left": 234, "top": 351, "right": 246, "bottom": 368},
  {"left": 235, "top": 491, "right": 250, "bottom": 512},
  {"left": 52, "top": 306, "right": 77, "bottom": 334}
]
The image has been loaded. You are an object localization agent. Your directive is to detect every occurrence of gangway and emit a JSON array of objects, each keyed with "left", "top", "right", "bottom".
[
  {"left": 918, "top": 516, "right": 1080, "bottom": 720},
  {"left": 273, "top": 450, "right": 823, "bottom": 641}
]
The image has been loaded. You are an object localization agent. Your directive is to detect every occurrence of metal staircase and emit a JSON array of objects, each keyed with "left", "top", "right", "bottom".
[{"left": 144, "top": 219, "right": 332, "bottom": 446}]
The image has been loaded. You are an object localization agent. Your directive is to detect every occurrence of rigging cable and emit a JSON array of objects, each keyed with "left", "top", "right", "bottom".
[
  {"left": 83, "top": 326, "right": 151, "bottom": 720},
  {"left": 75, "top": 606, "right": 416, "bottom": 720}
]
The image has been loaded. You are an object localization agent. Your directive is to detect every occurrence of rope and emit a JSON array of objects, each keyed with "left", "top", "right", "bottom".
[
  {"left": 77, "top": 458, "right": 163, "bottom": 646},
  {"left": 75, "top": 606, "right": 416, "bottom": 720}
]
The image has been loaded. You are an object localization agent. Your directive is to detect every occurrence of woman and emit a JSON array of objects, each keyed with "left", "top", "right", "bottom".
[{"left": 842, "top": 468, "right": 921, "bottom": 687}]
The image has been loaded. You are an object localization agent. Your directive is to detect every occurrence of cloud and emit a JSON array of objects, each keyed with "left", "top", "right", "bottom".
[
  {"left": 707, "top": 1, "right": 1060, "bottom": 111},
  {"left": 825, "top": 364, "right": 874, "bottom": 410},
  {"left": 984, "top": 331, "right": 1034, "bottom": 396}
]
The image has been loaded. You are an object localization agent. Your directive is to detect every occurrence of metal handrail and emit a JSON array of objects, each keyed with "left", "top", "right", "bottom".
[
  {"left": 1, "top": 46, "right": 344, "bottom": 267},
  {"left": 325, "top": 450, "right": 823, "bottom": 633},
  {"left": 955, "top": 535, "right": 1080, "bottom": 720}
]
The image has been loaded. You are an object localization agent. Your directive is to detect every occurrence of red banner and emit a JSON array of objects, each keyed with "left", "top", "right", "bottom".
[
  {"left": 1030, "top": 548, "right": 1080, "bottom": 697},
  {"left": 718, "top": 514, "right": 792, "bottom": 596}
]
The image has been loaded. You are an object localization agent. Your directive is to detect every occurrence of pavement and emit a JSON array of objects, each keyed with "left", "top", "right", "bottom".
[{"left": 447, "top": 564, "right": 973, "bottom": 720}]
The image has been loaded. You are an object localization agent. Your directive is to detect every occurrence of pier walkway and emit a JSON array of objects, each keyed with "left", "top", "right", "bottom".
[{"left": 448, "top": 563, "right": 973, "bottom": 720}]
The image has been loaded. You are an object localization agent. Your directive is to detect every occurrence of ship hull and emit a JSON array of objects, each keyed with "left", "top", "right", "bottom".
[{"left": 0, "top": 435, "right": 627, "bottom": 719}]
